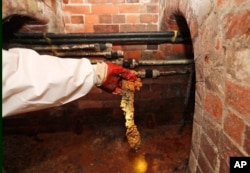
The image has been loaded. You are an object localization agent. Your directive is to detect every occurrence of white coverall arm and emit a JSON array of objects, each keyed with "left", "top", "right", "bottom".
[{"left": 2, "top": 48, "right": 99, "bottom": 117}]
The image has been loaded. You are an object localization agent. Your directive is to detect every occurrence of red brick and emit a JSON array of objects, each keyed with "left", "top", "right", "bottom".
[
  {"left": 63, "top": 5, "right": 90, "bottom": 14},
  {"left": 149, "top": 0, "right": 159, "bottom": 3},
  {"left": 200, "top": 134, "right": 218, "bottom": 170},
  {"left": 145, "top": 24, "right": 158, "bottom": 31},
  {"left": 204, "top": 92, "right": 223, "bottom": 123},
  {"left": 93, "top": 25, "right": 119, "bottom": 32},
  {"left": 244, "top": 124, "right": 250, "bottom": 154},
  {"left": 217, "top": 0, "right": 227, "bottom": 7},
  {"left": 215, "top": 37, "right": 221, "bottom": 50},
  {"left": 63, "top": 0, "right": 69, "bottom": 4},
  {"left": 235, "top": 0, "right": 246, "bottom": 4},
  {"left": 126, "top": 0, "right": 139, "bottom": 2},
  {"left": 141, "top": 51, "right": 154, "bottom": 59},
  {"left": 188, "top": 16, "right": 198, "bottom": 38},
  {"left": 126, "top": 15, "right": 140, "bottom": 23},
  {"left": 195, "top": 58, "right": 205, "bottom": 82},
  {"left": 147, "top": 5, "right": 158, "bottom": 13},
  {"left": 120, "top": 24, "right": 147, "bottom": 32},
  {"left": 69, "top": 0, "right": 84, "bottom": 3},
  {"left": 83, "top": 24, "right": 94, "bottom": 33},
  {"left": 20, "top": 25, "right": 48, "bottom": 33},
  {"left": 122, "top": 45, "right": 146, "bottom": 51},
  {"left": 188, "top": 150, "right": 198, "bottom": 173},
  {"left": 226, "top": 80, "right": 250, "bottom": 120},
  {"left": 71, "top": 15, "right": 84, "bottom": 24},
  {"left": 119, "top": 4, "right": 142, "bottom": 13},
  {"left": 63, "top": 16, "right": 71, "bottom": 24},
  {"left": 65, "top": 24, "right": 85, "bottom": 33},
  {"left": 87, "top": 0, "right": 112, "bottom": 3},
  {"left": 124, "top": 51, "right": 141, "bottom": 59},
  {"left": 112, "top": 45, "right": 122, "bottom": 50},
  {"left": 220, "top": 132, "right": 245, "bottom": 160},
  {"left": 219, "top": 158, "right": 230, "bottom": 173},
  {"left": 113, "top": 15, "right": 125, "bottom": 23},
  {"left": 172, "top": 44, "right": 187, "bottom": 54},
  {"left": 196, "top": 167, "right": 202, "bottom": 173},
  {"left": 198, "top": 152, "right": 214, "bottom": 173},
  {"left": 85, "top": 15, "right": 99, "bottom": 24},
  {"left": 224, "top": 10, "right": 250, "bottom": 39},
  {"left": 167, "top": 23, "right": 179, "bottom": 30},
  {"left": 92, "top": 5, "right": 119, "bottom": 14},
  {"left": 191, "top": 122, "right": 202, "bottom": 157},
  {"left": 203, "top": 116, "right": 221, "bottom": 145},
  {"left": 160, "top": 44, "right": 173, "bottom": 54},
  {"left": 224, "top": 111, "right": 244, "bottom": 145},
  {"left": 112, "top": 0, "right": 125, "bottom": 3},
  {"left": 140, "top": 14, "right": 158, "bottom": 23},
  {"left": 99, "top": 15, "right": 112, "bottom": 23},
  {"left": 195, "top": 83, "right": 204, "bottom": 107}
]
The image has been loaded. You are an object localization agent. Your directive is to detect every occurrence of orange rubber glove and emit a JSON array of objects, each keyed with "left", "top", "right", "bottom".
[{"left": 100, "top": 62, "right": 137, "bottom": 94}]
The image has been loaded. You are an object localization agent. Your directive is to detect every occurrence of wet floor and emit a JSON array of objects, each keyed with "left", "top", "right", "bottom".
[{"left": 3, "top": 123, "right": 192, "bottom": 173}]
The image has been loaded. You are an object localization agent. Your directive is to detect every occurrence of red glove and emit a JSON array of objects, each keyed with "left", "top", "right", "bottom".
[{"left": 100, "top": 62, "right": 137, "bottom": 93}]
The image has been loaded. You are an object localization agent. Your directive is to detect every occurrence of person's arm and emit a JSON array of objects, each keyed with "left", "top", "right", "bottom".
[
  {"left": 2, "top": 48, "right": 137, "bottom": 117},
  {"left": 3, "top": 48, "right": 97, "bottom": 116}
]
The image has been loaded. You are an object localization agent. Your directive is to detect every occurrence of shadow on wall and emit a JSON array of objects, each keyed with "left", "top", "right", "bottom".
[{"left": 173, "top": 12, "right": 194, "bottom": 59}]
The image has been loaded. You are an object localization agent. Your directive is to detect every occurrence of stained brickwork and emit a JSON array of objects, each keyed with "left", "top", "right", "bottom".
[
  {"left": 160, "top": 0, "right": 250, "bottom": 172},
  {"left": 4, "top": 0, "right": 250, "bottom": 172}
]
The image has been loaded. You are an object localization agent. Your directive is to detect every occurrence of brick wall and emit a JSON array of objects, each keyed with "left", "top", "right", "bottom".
[
  {"left": 7, "top": 1, "right": 250, "bottom": 172},
  {"left": 60, "top": 0, "right": 194, "bottom": 124},
  {"left": 159, "top": 0, "right": 250, "bottom": 172},
  {"left": 4, "top": 2, "right": 250, "bottom": 172},
  {"left": 3, "top": 0, "right": 194, "bottom": 131},
  {"left": 62, "top": 0, "right": 161, "bottom": 59}
]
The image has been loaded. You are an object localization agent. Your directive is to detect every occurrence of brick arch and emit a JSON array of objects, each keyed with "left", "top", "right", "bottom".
[
  {"left": 160, "top": 1, "right": 250, "bottom": 173},
  {"left": 160, "top": 0, "right": 198, "bottom": 40}
]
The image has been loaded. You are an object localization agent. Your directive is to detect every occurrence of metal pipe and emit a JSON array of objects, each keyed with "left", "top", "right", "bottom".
[
  {"left": 26, "top": 43, "right": 112, "bottom": 52},
  {"left": 137, "top": 69, "right": 189, "bottom": 78},
  {"left": 138, "top": 59, "right": 193, "bottom": 66},
  {"left": 13, "top": 31, "right": 189, "bottom": 39},
  {"left": 8, "top": 43, "right": 112, "bottom": 52},
  {"left": 110, "top": 58, "right": 193, "bottom": 68},
  {"left": 42, "top": 50, "right": 124, "bottom": 59},
  {"left": 10, "top": 31, "right": 191, "bottom": 44},
  {"left": 91, "top": 59, "right": 193, "bottom": 68},
  {"left": 179, "top": 66, "right": 194, "bottom": 133},
  {"left": 9, "top": 37, "right": 190, "bottom": 44}
]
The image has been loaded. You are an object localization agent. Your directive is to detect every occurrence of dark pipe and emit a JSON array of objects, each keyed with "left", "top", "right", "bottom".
[
  {"left": 9, "top": 31, "right": 191, "bottom": 44},
  {"left": 179, "top": 66, "right": 194, "bottom": 133},
  {"left": 39, "top": 50, "right": 123, "bottom": 59},
  {"left": 13, "top": 31, "right": 188, "bottom": 39},
  {"left": 7, "top": 43, "right": 112, "bottom": 52},
  {"left": 9, "top": 37, "right": 190, "bottom": 44},
  {"left": 137, "top": 68, "right": 189, "bottom": 78}
]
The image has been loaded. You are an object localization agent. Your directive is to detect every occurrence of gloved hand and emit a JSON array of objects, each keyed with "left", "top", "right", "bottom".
[{"left": 94, "top": 62, "right": 137, "bottom": 94}]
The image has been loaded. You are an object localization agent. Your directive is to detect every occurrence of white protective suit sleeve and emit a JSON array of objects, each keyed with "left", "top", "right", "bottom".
[{"left": 2, "top": 48, "right": 98, "bottom": 117}]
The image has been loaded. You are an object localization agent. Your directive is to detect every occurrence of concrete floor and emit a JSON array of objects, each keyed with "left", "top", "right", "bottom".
[{"left": 3, "top": 122, "right": 192, "bottom": 173}]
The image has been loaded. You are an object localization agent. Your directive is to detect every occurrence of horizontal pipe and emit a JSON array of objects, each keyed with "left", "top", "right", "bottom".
[
  {"left": 138, "top": 59, "right": 193, "bottom": 65},
  {"left": 13, "top": 31, "right": 189, "bottom": 39},
  {"left": 8, "top": 43, "right": 112, "bottom": 52},
  {"left": 108, "top": 58, "right": 193, "bottom": 68},
  {"left": 137, "top": 69, "right": 189, "bottom": 78},
  {"left": 40, "top": 50, "right": 124, "bottom": 59},
  {"left": 9, "top": 37, "right": 190, "bottom": 44},
  {"left": 10, "top": 31, "right": 191, "bottom": 44}
]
